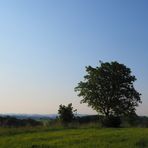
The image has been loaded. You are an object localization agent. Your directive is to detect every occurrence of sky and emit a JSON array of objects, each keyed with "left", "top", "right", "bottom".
[{"left": 0, "top": 0, "right": 148, "bottom": 115}]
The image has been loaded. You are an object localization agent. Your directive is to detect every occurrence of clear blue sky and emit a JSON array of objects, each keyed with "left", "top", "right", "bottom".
[{"left": 0, "top": 0, "right": 147, "bottom": 115}]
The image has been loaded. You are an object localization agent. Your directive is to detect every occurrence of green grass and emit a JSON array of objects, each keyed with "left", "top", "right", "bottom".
[{"left": 0, "top": 127, "right": 147, "bottom": 148}]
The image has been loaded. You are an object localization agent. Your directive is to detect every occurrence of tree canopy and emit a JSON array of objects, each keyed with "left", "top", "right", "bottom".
[
  {"left": 75, "top": 61, "right": 141, "bottom": 118},
  {"left": 58, "top": 103, "right": 77, "bottom": 124}
]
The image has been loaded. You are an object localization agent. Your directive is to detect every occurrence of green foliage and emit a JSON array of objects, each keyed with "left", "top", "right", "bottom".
[
  {"left": 58, "top": 103, "right": 77, "bottom": 124},
  {"left": 75, "top": 61, "right": 141, "bottom": 119}
]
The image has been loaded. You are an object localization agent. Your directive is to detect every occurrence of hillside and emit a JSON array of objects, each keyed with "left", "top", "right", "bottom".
[{"left": 0, "top": 127, "right": 147, "bottom": 148}]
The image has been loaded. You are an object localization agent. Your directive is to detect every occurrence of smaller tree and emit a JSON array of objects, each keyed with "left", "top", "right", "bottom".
[{"left": 58, "top": 103, "right": 77, "bottom": 124}]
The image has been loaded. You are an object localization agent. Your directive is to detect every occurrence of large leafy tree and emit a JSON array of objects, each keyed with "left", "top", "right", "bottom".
[{"left": 75, "top": 61, "right": 141, "bottom": 118}]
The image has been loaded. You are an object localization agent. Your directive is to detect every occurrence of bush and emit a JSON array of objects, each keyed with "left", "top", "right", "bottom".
[{"left": 101, "top": 116, "right": 121, "bottom": 127}]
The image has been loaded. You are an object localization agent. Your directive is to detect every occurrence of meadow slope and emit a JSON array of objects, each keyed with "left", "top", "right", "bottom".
[{"left": 0, "top": 127, "right": 147, "bottom": 148}]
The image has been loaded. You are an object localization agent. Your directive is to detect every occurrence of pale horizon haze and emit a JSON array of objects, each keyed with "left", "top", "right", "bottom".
[{"left": 0, "top": 0, "right": 148, "bottom": 115}]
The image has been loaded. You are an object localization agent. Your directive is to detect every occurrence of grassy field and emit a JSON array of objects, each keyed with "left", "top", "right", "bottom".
[{"left": 0, "top": 127, "right": 147, "bottom": 148}]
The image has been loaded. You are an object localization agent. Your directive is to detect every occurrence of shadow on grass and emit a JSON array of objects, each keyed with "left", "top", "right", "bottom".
[
  {"left": 31, "top": 144, "right": 51, "bottom": 148},
  {"left": 135, "top": 138, "right": 148, "bottom": 148}
]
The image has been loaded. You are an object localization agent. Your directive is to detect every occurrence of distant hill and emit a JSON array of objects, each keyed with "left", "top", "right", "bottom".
[
  {"left": 0, "top": 113, "right": 89, "bottom": 120},
  {"left": 0, "top": 114, "right": 58, "bottom": 120}
]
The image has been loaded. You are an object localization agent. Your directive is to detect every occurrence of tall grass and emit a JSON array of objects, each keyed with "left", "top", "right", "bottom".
[{"left": 0, "top": 126, "right": 147, "bottom": 148}]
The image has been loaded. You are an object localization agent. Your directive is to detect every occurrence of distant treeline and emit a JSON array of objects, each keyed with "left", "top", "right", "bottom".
[
  {"left": 0, "top": 116, "right": 42, "bottom": 127},
  {"left": 76, "top": 115, "right": 99, "bottom": 124},
  {"left": 0, "top": 115, "right": 148, "bottom": 128},
  {"left": 76, "top": 115, "right": 148, "bottom": 127}
]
